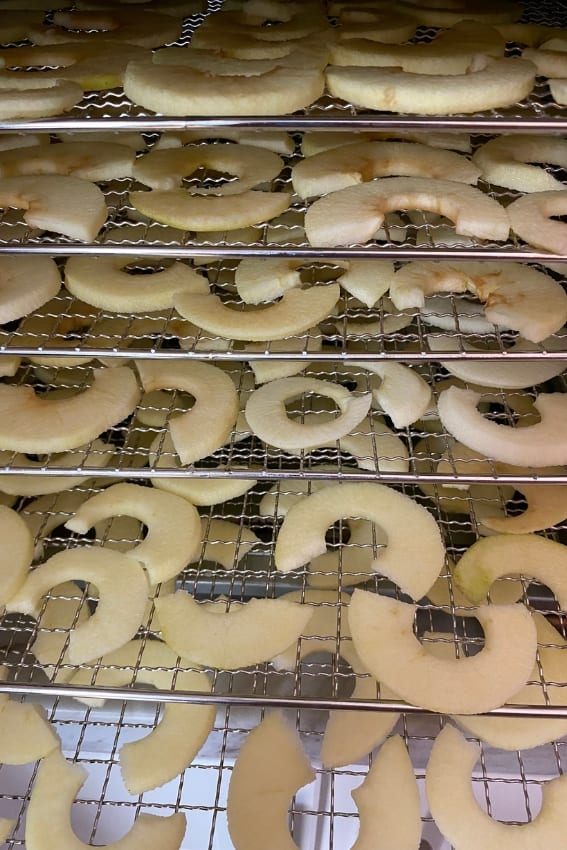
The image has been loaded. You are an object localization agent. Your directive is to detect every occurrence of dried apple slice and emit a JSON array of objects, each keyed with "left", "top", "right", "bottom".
[
  {"left": 426, "top": 724, "right": 567, "bottom": 850},
  {"left": 305, "top": 177, "right": 509, "bottom": 247},
  {"left": 330, "top": 37, "right": 503, "bottom": 75},
  {"left": 65, "top": 256, "right": 207, "bottom": 312},
  {"left": 245, "top": 376, "right": 372, "bottom": 451},
  {"left": 30, "top": 580, "right": 91, "bottom": 683},
  {"left": 0, "top": 366, "right": 139, "bottom": 454},
  {"left": 508, "top": 189, "right": 567, "bottom": 254},
  {"left": 350, "top": 590, "right": 537, "bottom": 714},
  {"left": 0, "top": 440, "right": 113, "bottom": 497},
  {"left": 194, "top": 517, "right": 259, "bottom": 570},
  {"left": 0, "top": 819, "right": 13, "bottom": 844},
  {"left": 275, "top": 482, "right": 445, "bottom": 600},
  {"left": 301, "top": 130, "right": 472, "bottom": 157},
  {"left": 550, "top": 78, "right": 567, "bottom": 105},
  {"left": 0, "top": 141, "right": 135, "bottom": 181},
  {"left": 473, "top": 135, "right": 567, "bottom": 192},
  {"left": 157, "top": 128, "right": 293, "bottom": 155},
  {"left": 0, "top": 9, "right": 42, "bottom": 41},
  {"left": 438, "top": 386, "right": 567, "bottom": 466},
  {"left": 0, "top": 75, "right": 83, "bottom": 120},
  {"left": 272, "top": 589, "right": 354, "bottom": 670},
  {"left": 523, "top": 43, "right": 567, "bottom": 77},
  {"left": 0, "top": 671, "right": 59, "bottom": 764},
  {"left": 227, "top": 711, "right": 315, "bottom": 850},
  {"left": 351, "top": 735, "right": 422, "bottom": 850},
  {"left": 65, "top": 483, "right": 201, "bottom": 584},
  {"left": 293, "top": 141, "right": 480, "bottom": 199},
  {"left": 26, "top": 750, "right": 186, "bottom": 850},
  {"left": 0, "top": 505, "right": 33, "bottom": 608},
  {"left": 0, "top": 255, "right": 60, "bottom": 324},
  {"left": 155, "top": 592, "right": 313, "bottom": 669},
  {"left": 136, "top": 360, "right": 239, "bottom": 466},
  {"left": 5, "top": 547, "right": 149, "bottom": 665},
  {"left": 245, "top": 332, "right": 323, "bottom": 383},
  {"left": 175, "top": 285, "right": 340, "bottom": 341},
  {"left": 351, "top": 360, "right": 431, "bottom": 428},
  {"left": 30, "top": 9, "right": 181, "bottom": 48},
  {"left": 0, "top": 175, "right": 106, "bottom": 241},
  {"left": 309, "top": 518, "right": 388, "bottom": 589},
  {"left": 481, "top": 484, "right": 567, "bottom": 533}
]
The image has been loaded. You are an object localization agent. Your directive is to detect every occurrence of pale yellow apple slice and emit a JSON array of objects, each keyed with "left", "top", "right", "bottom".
[
  {"left": 156, "top": 128, "right": 294, "bottom": 156},
  {"left": 137, "top": 359, "right": 239, "bottom": 466},
  {"left": 155, "top": 592, "right": 313, "bottom": 669},
  {"left": 426, "top": 724, "right": 567, "bottom": 850},
  {"left": 550, "top": 78, "right": 567, "bottom": 105},
  {"left": 481, "top": 484, "right": 567, "bottom": 533},
  {"left": 0, "top": 505, "right": 33, "bottom": 609},
  {"left": 387, "top": 0, "right": 520, "bottom": 26},
  {"left": 175, "top": 285, "right": 340, "bottom": 342},
  {"left": 259, "top": 475, "right": 339, "bottom": 518},
  {"left": 293, "top": 141, "right": 480, "bottom": 200},
  {"left": 337, "top": 260, "right": 396, "bottom": 307},
  {"left": 454, "top": 534, "right": 567, "bottom": 608},
  {"left": 0, "top": 819, "right": 13, "bottom": 844},
  {"left": 351, "top": 360, "right": 431, "bottom": 428},
  {"left": 0, "top": 141, "right": 135, "bottom": 181},
  {"left": 301, "top": 130, "right": 472, "bottom": 157},
  {"left": 69, "top": 640, "right": 215, "bottom": 793},
  {"left": 0, "top": 366, "right": 139, "bottom": 454},
  {"left": 0, "top": 135, "right": 47, "bottom": 153},
  {"left": 65, "top": 483, "right": 201, "bottom": 584},
  {"left": 473, "top": 135, "right": 567, "bottom": 192},
  {"left": 0, "top": 672, "right": 60, "bottom": 764},
  {"left": 124, "top": 60, "right": 324, "bottom": 116},
  {"left": 31, "top": 9, "right": 181, "bottom": 48},
  {"left": 245, "top": 332, "right": 323, "bottom": 383},
  {"left": 523, "top": 43, "right": 567, "bottom": 76},
  {"left": 130, "top": 186, "right": 290, "bottom": 232},
  {"left": 227, "top": 711, "right": 315, "bottom": 850},
  {"left": 0, "top": 440, "right": 113, "bottom": 497},
  {"left": 0, "top": 174, "right": 106, "bottom": 241},
  {"left": 0, "top": 74, "right": 83, "bottom": 120},
  {"left": 326, "top": 58, "right": 535, "bottom": 115},
  {"left": 305, "top": 177, "right": 509, "bottom": 247},
  {"left": 330, "top": 37, "right": 503, "bottom": 75},
  {"left": 30, "top": 580, "right": 91, "bottom": 683},
  {"left": 133, "top": 144, "right": 283, "bottom": 193},
  {"left": 193, "top": 8, "right": 329, "bottom": 42},
  {"left": 235, "top": 257, "right": 303, "bottom": 304},
  {"left": 194, "top": 517, "right": 259, "bottom": 569},
  {"left": 339, "top": 416, "right": 410, "bottom": 474},
  {"left": 26, "top": 750, "right": 186, "bottom": 850},
  {"left": 351, "top": 735, "right": 421, "bottom": 850},
  {"left": 23, "top": 490, "right": 101, "bottom": 559},
  {"left": 65, "top": 255, "right": 207, "bottom": 312},
  {"left": 5, "top": 547, "right": 148, "bottom": 665},
  {"left": 438, "top": 386, "right": 567, "bottom": 466},
  {"left": 272, "top": 589, "right": 354, "bottom": 670},
  {"left": 508, "top": 190, "right": 567, "bottom": 253},
  {"left": 57, "top": 131, "right": 145, "bottom": 150},
  {"left": 349, "top": 590, "right": 537, "bottom": 714},
  {"left": 245, "top": 376, "right": 372, "bottom": 451},
  {"left": 0, "top": 255, "right": 61, "bottom": 324},
  {"left": 275, "top": 482, "right": 445, "bottom": 600}
]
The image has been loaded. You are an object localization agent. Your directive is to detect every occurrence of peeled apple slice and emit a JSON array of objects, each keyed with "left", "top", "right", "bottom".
[
  {"left": 31, "top": 9, "right": 181, "bottom": 48},
  {"left": 65, "top": 256, "right": 208, "bottom": 312},
  {"left": 65, "top": 483, "right": 201, "bottom": 584},
  {"left": 508, "top": 189, "right": 567, "bottom": 254},
  {"left": 329, "top": 37, "right": 503, "bottom": 75},
  {"left": 245, "top": 332, "right": 323, "bottom": 383},
  {"left": 0, "top": 440, "right": 113, "bottom": 497},
  {"left": 0, "top": 366, "right": 140, "bottom": 454},
  {"left": 137, "top": 360, "right": 239, "bottom": 466},
  {"left": 193, "top": 517, "right": 259, "bottom": 570},
  {"left": 275, "top": 482, "right": 445, "bottom": 600},
  {"left": 292, "top": 141, "right": 480, "bottom": 199},
  {"left": 473, "top": 135, "right": 567, "bottom": 192},
  {"left": 0, "top": 505, "right": 33, "bottom": 608},
  {"left": 0, "top": 820, "right": 13, "bottom": 844},
  {"left": 0, "top": 175, "right": 106, "bottom": 241},
  {"left": 351, "top": 360, "right": 431, "bottom": 428},
  {"left": 156, "top": 128, "right": 294, "bottom": 155},
  {"left": 349, "top": 590, "right": 537, "bottom": 714},
  {"left": 155, "top": 592, "right": 313, "bottom": 669},
  {"left": 0, "top": 255, "right": 61, "bottom": 324},
  {"left": 31, "top": 580, "right": 90, "bottom": 683},
  {"left": 0, "top": 75, "right": 83, "bottom": 121},
  {"left": 304, "top": 177, "right": 509, "bottom": 247},
  {"left": 69, "top": 640, "right": 215, "bottom": 794},
  {"left": 26, "top": 750, "right": 186, "bottom": 850},
  {"left": 227, "top": 711, "right": 315, "bottom": 850},
  {"left": 301, "top": 130, "right": 472, "bottom": 157},
  {"left": 0, "top": 141, "right": 135, "bottom": 181},
  {"left": 0, "top": 679, "right": 59, "bottom": 764},
  {"left": 175, "top": 285, "right": 340, "bottom": 342},
  {"left": 454, "top": 534, "right": 567, "bottom": 608},
  {"left": 245, "top": 376, "right": 372, "bottom": 451},
  {"left": 5, "top": 547, "right": 148, "bottom": 665},
  {"left": 481, "top": 484, "right": 567, "bottom": 533},
  {"left": 438, "top": 386, "right": 567, "bottom": 467},
  {"left": 351, "top": 735, "right": 422, "bottom": 850},
  {"left": 426, "top": 724, "right": 567, "bottom": 850},
  {"left": 550, "top": 78, "right": 567, "bottom": 106}
]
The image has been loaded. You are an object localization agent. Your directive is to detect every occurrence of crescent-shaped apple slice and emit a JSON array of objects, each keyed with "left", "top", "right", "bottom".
[
  {"left": 0, "top": 366, "right": 140, "bottom": 454},
  {"left": 305, "top": 177, "right": 509, "bottom": 247},
  {"left": 426, "top": 724, "right": 567, "bottom": 850},
  {"left": 227, "top": 711, "right": 315, "bottom": 850},
  {"left": 508, "top": 190, "right": 567, "bottom": 254},
  {"left": 65, "top": 483, "right": 201, "bottom": 584},
  {"left": 481, "top": 484, "right": 567, "bottom": 533},
  {"left": 30, "top": 580, "right": 91, "bottom": 682},
  {"left": 0, "top": 75, "right": 83, "bottom": 121},
  {"left": 69, "top": 640, "right": 215, "bottom": 793},
  {"left": 349, "top": 590, "right": 537, "bottom": 714},
  {"left": 453, "top": 534, "right": 567, "bottom": 608},
  {"left": 275, "top": 483, "right": 445, "bottom": 600},
  {"left": 136, "top": 360, "right": 239, "bottom": 466},
  {"left": 194, "top": 518, "right": 260, "bottom": 570},
  {"left": 174, "top": 285, "right": 340, "bottom": 342},
  {"left": 0, "top": 141, "right": 135, "bottom": 180},
  {"left": 155, "top": 592, "right": 313, "bottom": 669},
  {"left": 292, "top": 141, "right": 480, "bottom": 199},
  {"left": 0, "top": 440, "right": 113, "bottom": 497},
  {"left": 245, "top": 332, "right": 323, "bottom": 383},
  {"left": 473, "top": 135, "right": 567, "bottom": 192},
  {"left": 438, "top": 386, "right": 567, "bottom": 466},
  {"left": 351, "top": 360, "right": 431, "bottom": 428},
  {"left": 0, "top": 680, "right": 60, "bottom": 764},
  {"left": 26, "top": 750, "right": 186, "bottom": 850},
  {"left": 0, "top": 505, "right": 33, "bottom": 608},
  {"left": 5, "top": 547, "right": 148, "bottom": 665},
  {"left": 0, "top": 175, "right": 106, "bottom": 241},
  {"left": 0, "top": 255, "right": 61, "bottom": 324}
]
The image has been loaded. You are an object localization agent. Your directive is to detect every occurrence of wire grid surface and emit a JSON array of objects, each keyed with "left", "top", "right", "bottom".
[{"left": 0, "top": 359, "right": 564, "bottom": 483}]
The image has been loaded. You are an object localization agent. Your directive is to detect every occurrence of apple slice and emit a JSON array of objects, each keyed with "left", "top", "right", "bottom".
[
  {"left": 245, "top": 332, "right": 323, "bottom": 383},
  {"left": 0, "top": 9, "right": 42, "bottom": 41},
  {"left": 523, "top": 43, "right": 567, "bottom": 76},
  {"left": 473, "top": 134, "right": 567, "bottom": 192},
  {"left": 0, "top": 141, "right": 135, "bottom": 181},
  {"left": 426, "top": 724, "right": 567, "bottom": 850},
  {"left": 157, "top": 127, "right": 293, "bottom": 155},
  {"left": 227, "top": 711, "right": 315, "bottom": 850},
  {"left": 192, "top": 517, "right": 259, "bottom": 570},
  {"left": 351, "top": 360, "right": 431, "bottom": 428},
  {"left": 481, "top": 484, "right": 567, "bottom": 533},
  {"left": 275, "top": 482, "right": 445, "bottom": 600},
  {"left": 30, "top": 580, "right": 91, "bottom": 683},
  {"left": 550, "top": 78, "right": 567, "bottom": 105},
  {"left": 0, "top": 255, "right": 61, "bottom": 324},
  {"left": 0, "top": 439, "right": 113, "bottom": 497},
  {"left": 175, "top": 285, "right": 340, "bottom": 342},
  {"left": 330, "top": 37, "right": 502, "bottom": 75},
  {"left": 301, "top": 130, "right": 472, "bottom": 157},
  {"left": 0, "top": 674, "right": 59, "bottom": 764},
  {"left": 0, "top": 74, "right": 83, "bottom": 120},
  {"left": 5, "top": 547, "right": 148, "bottom": 665},
  {"left": 309, "top": 518, "right": 388, "bottom": 589},
  {"left": 30, "top": 9, "right": 181, "bottom": 48},
  {"left": 305, "top": 177, "right": 509, "bottom": 247},
  {"left": 349, "top": 590, "right": 537, "bottom": 714},
  {"left": 26, "top": 750, "right": 186, "bottom": 850},
  {"left": 272, "top": 589, "right": 354, "bottom": 670},
  {"left": 136, "top": 359, "right": 239, "bottom": 466},
  {"left": 155, "top": 592, "right": 313, "bottom": 669},
  {"left": 0, "top": 505, "right": 33, "bottom": 609},
  {"left": 0, "top": 819, "right": 13, "bottom": 844},
  {"left": 508, "top": 189, "right": 567, "bottom": 254}
]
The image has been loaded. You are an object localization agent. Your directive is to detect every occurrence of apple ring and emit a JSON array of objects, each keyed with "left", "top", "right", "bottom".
[
  {"left": 245, "top": 376, "right": 372, "bottom": 451},
  {"left": 0, "top": 74, "right": 83, "bottom": 120},
  {"left": 326, "top": 57, "right": 535, "bottom": 116},
  {"left": 175, "top": 285, "right": 340, "bottom": 341},
  {"left": 275, "top": 482, "right": 445, "bottom": 600},
  {"left": 5, "top": 547, "right": 149, "bottom": 665},
  {"left": 330, "top": 36, "right": 503, "bottom": 74},
  {"left": 0, "top": 255, "right": 61, "bottom": 325},
  {"left": 473, "top": 135, "right": 567, "bottom": 192},
  {"left": 305, "top": 177, "right": 510, "bottom": 247},
  {"left": 350, "top": 590, "right": 537, "bottom": 714},
  {"left": 65, "top": 256, "right": 207, "bottom": 312},
  {"left": 193, "top": 9, "right": 329, "bottom": 43},
  {"left": 508, "top": 190, "right": 567, "bottom": 254},
  {"left": 28, "top": 10, "right": 181, "bottom": 48},
  {"left": 0, "top": 141, "right": 135, "bottom": 181}
]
